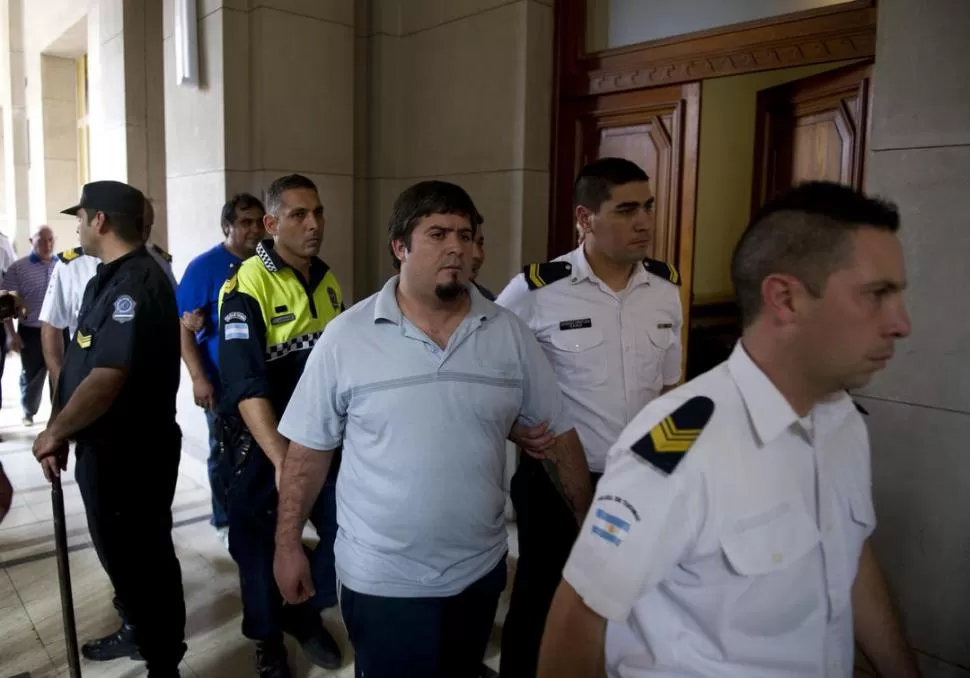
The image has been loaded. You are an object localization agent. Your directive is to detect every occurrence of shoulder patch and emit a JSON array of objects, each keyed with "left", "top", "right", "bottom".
[
  {"left": 854, "top": 400, "right": 869, "bottom": 416},
  {"left": 221, "top": 272, "right": 239, "bottom": 297},
  {"left": 631, "top": 396, "right": 714, "bottom": 475},
  {"left": 522, "top": 261, "right": 572, "bottom": 291},
  {"left": 642, "top": 257, "right": 681, "bottom": 286},
  {"left": 151, "top": 243, "right": 173, "bottom": 263},
  {"left": 57, "top": 247, "right": 83, "bottom": 264}
]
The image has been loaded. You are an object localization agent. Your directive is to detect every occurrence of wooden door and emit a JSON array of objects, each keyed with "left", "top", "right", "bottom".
[
  {"left": 751, "top": 62, "right": 873, "bottom": 211},
  {"left": 549, "top": 83, "right": 700, "bottom": 373}
]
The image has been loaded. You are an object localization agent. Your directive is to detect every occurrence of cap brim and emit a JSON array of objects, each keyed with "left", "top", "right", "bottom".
[{"left": 60, "top": 204, "right": 81, "bottom": 216}]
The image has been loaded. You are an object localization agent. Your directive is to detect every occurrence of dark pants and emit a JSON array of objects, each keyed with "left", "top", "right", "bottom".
[
  {"left": 227, "top": 445, "right": 339, "bottom": 641},
  {"left": 341, "top": 555, "right": 507, "bottom": 678},
  {"left": 75, "top": 438, "right": 187, "bottom": 671},
  {"left": 499, "top": 456, "right": 601, "bottom": 678},
  {"left": 204, "top": 409, "right": 229, "bottom": 528},
  {"left": 0, "top": 323, "right": 6, "bottom": 411},
  {"left": 18, "top": 325, "right": 48, "bottom": 418}
]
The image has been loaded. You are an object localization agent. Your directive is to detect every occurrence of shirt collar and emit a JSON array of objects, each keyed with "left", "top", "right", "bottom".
[
  {"left": 255, "top": 238, "right": 327, "bottom": 282},
  {"left": 373, "top": 275, "right": 500, "bottom": 325},
  {"left": 728, "top": 342, "right": 857, "bottom": 445},
  {"left": 567, "top": 245, "right": 650, "bottom": 288},
  {"left": 28, "top": 251, "right": 43, "bottom": 264}
]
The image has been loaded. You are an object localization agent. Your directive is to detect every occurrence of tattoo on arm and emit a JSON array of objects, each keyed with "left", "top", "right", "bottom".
[{"left": 540, "top": 429, "right": 593, "bottom": 522}]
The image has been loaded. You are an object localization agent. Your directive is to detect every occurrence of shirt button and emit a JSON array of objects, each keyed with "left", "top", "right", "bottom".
[{"left": 772, "top": 552, "right": 783, "bottom": 564}]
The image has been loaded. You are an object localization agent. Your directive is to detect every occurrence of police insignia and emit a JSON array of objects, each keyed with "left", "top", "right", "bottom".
[
  {"left": 327, "top": 287, "right": 340, "bottom": 311},
  {"left": 76, "top": 331, "right": 92, "bottom": 349},
  {"left": 57, "top": 247, "right": 83, "bottom": 264},
  {"left": 523, "top": 261, "right": 572, "bottom": 290},
  {"left": 111, "top": 295, "right": 136, "bottom": 323},
  {"left": 642, "top": 257, "right": 681, "bottom": 285},
  {"left": 221, "top": 274, "right": 238, "bottom": 296},
  {"left": 631, "top": 396, "right": 714, "bottom": 475}
]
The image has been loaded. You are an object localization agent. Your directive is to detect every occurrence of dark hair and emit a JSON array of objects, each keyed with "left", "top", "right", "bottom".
[
  {"left": 387, "top": 180, "right": 480, "bottom": 270},
  {"left": 266, "top": 174, "right": 318, "bottom": 217},
  {"left": 103, "top": 212, "right": 144, "bottom": 244},
  {"left": 573, "top": 157, "right": 649, "bottom": 213},
  {"left": 221, "top": 193, "right": 266, "bottom": 235},
  {"left": 731, "top": 181, "right": 900, "bottom": 328}
]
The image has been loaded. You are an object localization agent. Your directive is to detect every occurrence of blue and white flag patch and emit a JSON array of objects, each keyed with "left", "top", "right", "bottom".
[
  {"left": 225, "top": 322, "right": 250, "bottom": 341},
  {"left": 592, "top": 508, "right": 630, "bottom": 546}
]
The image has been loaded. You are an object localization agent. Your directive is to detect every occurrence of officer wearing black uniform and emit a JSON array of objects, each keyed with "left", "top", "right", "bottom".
[
  {"left": 32, "top": 181, "right": 185, "bottom": 677},
  {"left": 217, "top": 174, "right": 343, "bottom": 678}
]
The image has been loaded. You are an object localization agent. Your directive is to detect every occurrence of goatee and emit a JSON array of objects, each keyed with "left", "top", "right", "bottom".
[{"left": 435, "top": 282, "right": 466, "bottom": 301}]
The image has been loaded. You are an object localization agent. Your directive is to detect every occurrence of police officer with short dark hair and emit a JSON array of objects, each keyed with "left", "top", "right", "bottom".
[
  {"left": 217, "top": 173, "right": 343, "bottom": 677},
  {"left": 32, "top": 180, "right": 186, "bottom": 678}
]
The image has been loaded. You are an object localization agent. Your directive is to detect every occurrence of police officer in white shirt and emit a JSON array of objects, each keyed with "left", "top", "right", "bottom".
[
  {"left": 495, "top": 157, "right": 682, "bottom": 677},
  {"left": 538, "top": 182, "right": 921, "bottom": 678},
  {"left": 39, "top": 193, "right": 175, "bottom": 390}
]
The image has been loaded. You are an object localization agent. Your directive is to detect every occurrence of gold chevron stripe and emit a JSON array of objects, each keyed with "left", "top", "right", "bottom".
[
  {"left": 528, "top": 264, "right": 545, "bottom": 289},
  {"left": 666, "top": 263, "right": 680, "bottom": 285},
  {"left": 76, "top": 332, "right": 92, "bottom": 348},
  {"left": 649, "top": 415, "right": 701, "bottom": 453}
]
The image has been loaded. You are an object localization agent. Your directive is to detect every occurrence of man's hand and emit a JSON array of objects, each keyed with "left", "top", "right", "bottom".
[
  {"left": 192, "top": 375, "right": 216, "bottom": 410},
  {"left": 181, "top": 309, "right": 205, "bottom": 334},
  {"left": 33, "top": 430, "right": 69, "bottom": 483},
  {"left": 274, "top": 544, "right": 315, "bottom": 604},
  {"left": 510, "top": 420, "right": 557, "bottom": 459},
  {"left": 0, "top": 290, "right": 28, "bottom": 321},
  {"left": 7, "top": 331, "right": 22, "bottom": 353}
]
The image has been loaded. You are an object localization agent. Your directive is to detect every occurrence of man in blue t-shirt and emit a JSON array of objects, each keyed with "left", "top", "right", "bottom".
[{"left": 177, "top": 193, "right": 266, "bottom": 535}]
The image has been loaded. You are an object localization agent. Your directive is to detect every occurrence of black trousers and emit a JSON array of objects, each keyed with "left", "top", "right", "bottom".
[
  {"left": 226, "top": 444, "right": 339, "bottom": 641},
  {"left": 341, "top": 555, "right": 507, "bottom": 678},
  {"left": 75, "top": 438, "right": 186, "bottom": 670},
  {"left": 499, "top": 456, "right": 601, "bottom": 678},
  {"left": 18, "top": 325, "right": 48, "bottom": 418}
]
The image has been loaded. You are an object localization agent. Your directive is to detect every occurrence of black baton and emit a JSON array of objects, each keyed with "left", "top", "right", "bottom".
[{"left": 52, "top": 473, "right": 82, "bottom": 678}]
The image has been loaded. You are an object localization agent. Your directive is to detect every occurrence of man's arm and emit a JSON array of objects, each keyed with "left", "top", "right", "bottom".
[
  {"left": 41, "top": 323, "right": 65, "bottom": 385},
  {"left": 276, "top": 441, "right": 336, "bottom": 549},
  {"left": 180, "top": 322, "right": 215, "bottom": 410},
  {"left": 237, "top": 398, "right": 287, "bottom": 469},
  {"left": 853, "top": 540, "right": 921, "bottom": 677},
  {"left": 541, "top": 428, "right": 593, "bottom": 524},
  {"left": 47, "top": 367, "right": 126, "bottom": 442},
  {"left": 538, "top": 580, "right": 607, "bottom": 678}
]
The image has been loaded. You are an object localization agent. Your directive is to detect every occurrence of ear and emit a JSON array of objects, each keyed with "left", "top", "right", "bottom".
[
  {"left": 263, "top": 213, "right": 278, "bottom": 237},
  {"left": 760, "top": 273, "right": 805, "bottom": 326},
  {"left": 574, "top": 205, "right": 594, "bottom": 234},
  {"left": 390, "top": 238, "right": 408, "bottom": 266}
]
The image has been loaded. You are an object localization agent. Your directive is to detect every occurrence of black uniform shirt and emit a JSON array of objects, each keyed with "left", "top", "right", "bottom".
[{"left": 57, "top": 246, "right": 181, "bottom": 445}]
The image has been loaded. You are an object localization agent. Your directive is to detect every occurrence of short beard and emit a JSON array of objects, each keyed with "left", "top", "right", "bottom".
[{"left": 435, "top": 282, "right": 466, "bottom": 301}]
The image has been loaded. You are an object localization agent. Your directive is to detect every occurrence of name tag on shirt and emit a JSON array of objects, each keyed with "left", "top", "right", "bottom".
[
  {"left": 559, "top": 318, "right": 592, "bottom": 331},
  {"left": 657, "top": 322, "right": 673, "bottom": 329}
]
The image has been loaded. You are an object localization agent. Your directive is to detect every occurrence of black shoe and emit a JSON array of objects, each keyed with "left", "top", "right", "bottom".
[
  {"left": 255, "top": 639, "right": 292, "bottom": 678},
  {"left": 280, "top": 607, "right": 342, "bottom": 670},
  {"left": 81, "top": 623, "right": 142, "bottom": 661}
]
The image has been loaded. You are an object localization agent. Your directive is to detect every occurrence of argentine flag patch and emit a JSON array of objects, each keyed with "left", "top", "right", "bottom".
[
  {"left": 225, "top": 322, "right": 249, "bottom": 341},
  {"left": 592, "top": 508, "right": 630, "bottom": 546}
]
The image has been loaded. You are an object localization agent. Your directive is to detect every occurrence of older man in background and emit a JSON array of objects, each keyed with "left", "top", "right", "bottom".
[{"left": 3, "top": 225, "right": 56, "bottom": 426}]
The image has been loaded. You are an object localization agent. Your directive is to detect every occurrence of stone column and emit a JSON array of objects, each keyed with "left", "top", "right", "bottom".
[
  {"left": 0, "top": 0, "right": 30, "bottom": 250},
  {"left": 858, "top": 1, "right": 970, "bottom": 676}
]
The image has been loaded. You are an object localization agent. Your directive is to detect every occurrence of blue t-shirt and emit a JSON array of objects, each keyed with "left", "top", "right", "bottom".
[{"left": 176, "top": 243, "right": 242, "bottom": 383}]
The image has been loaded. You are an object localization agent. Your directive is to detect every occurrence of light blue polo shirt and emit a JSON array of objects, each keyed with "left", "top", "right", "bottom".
[{"left": 279, "top": 276, "right": 572, "bottom": 598}]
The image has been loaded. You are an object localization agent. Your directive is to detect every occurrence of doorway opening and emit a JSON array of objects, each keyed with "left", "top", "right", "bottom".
[{"left": 550, "top": 0, "right": 877, "bottom": 379}]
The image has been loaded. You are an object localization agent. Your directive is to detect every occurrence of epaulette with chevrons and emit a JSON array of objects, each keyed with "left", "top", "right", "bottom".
[
  {"left": 56, "top": 247, "right": 84, "bottom": 264},
  {"left": 642, "top": 257, "right": 681, "bottom": 285},
  {"left": 151, "top": 243, "right": 173, "bottom": 263},
  {"left": 631, "top": 396, "right": 714, "bottom": 475},
  {"left": 523, "top": 261, "right": 572, "bottom": 291}
]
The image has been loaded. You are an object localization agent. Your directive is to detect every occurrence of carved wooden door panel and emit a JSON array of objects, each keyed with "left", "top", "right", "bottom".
[{"left": 752, "top": 62, "right": 872, "bottom": 211}]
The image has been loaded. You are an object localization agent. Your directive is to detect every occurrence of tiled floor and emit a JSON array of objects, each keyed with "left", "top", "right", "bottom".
[{"left": 0, "top": 356, "right": 510, "bottom": 677}]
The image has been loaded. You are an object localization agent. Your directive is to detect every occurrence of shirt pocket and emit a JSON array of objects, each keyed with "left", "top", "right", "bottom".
[
  {"left": 547, "top": 326, "right": 608, "bottom": 388},
  {"left": 719, "top": 506, "right": 823, "bottom": 635},
  {"left": 635, "top": 320, "right": 676, "bottom": 386}
]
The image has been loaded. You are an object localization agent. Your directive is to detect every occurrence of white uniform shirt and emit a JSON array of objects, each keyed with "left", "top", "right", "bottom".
[
  {"left": 496, "top": 246, "right": 683, "bottom": 472},
  {"left": 39, "top": 245, "right": 175, "bottom": 338},
  {"left": 0, "top": 233, "right": 16, "bottom": 274},
  {"left": 564, "top": 342, "right": 875, "bottom": 678}
]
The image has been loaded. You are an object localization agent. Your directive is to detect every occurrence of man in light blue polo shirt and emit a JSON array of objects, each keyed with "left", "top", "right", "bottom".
[{"left": 273, "top": 180, "right": 592, "bottom": 678}]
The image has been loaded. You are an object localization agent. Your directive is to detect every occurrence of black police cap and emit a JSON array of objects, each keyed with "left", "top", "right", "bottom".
[{"left": 61, "top": 181, "right": 146, "bottom": 218}]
